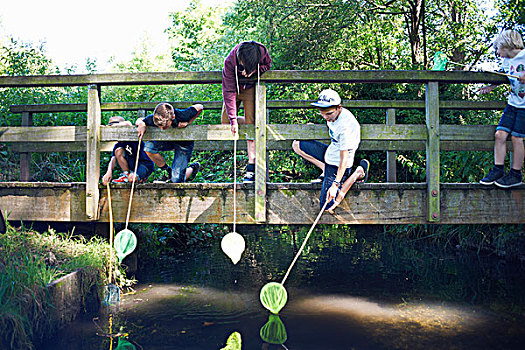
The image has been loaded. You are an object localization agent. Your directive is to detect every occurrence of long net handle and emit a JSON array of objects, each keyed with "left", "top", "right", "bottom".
[
  {"left": 281, "top": 200, "right": 328, "bottom": 285},
  {"left": 233, "top": 136, "right": 237, "bottom": 233},
  {"left": 106, "top": 182, "right": 114, "bottom": 284},
  {"left": 125, "top": 135, "right": 143, "bottom": 229}
]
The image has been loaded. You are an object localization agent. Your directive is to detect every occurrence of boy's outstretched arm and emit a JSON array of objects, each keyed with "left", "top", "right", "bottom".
[
  {"left": 326, "top": 150, "right": 349, "bottom": 204},
  {"left": 177, "top": 104, "right": 204, "bottom": 128},
  {"left": 135, "top": 117, "right": 147, "bottom": 137},
  {"left": 102, "top": 156, "right": 117, "bottom": 185}
]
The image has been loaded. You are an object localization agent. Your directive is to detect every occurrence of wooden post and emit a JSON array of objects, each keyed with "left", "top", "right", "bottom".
[
  {"left": 20, "top": 112, "right": 33, "bottom": 181},
  {"left": 425, "top": 82, "right": 440, "bottom": 222},
  {"left": 255, "top": 83, "right": 267, "bottom": 223},
  {"left": 386, "top": 108, "right": 397, "bottom": 182},
  {"left": 86, "top": 85, "right": 101, "bottom": 220}
]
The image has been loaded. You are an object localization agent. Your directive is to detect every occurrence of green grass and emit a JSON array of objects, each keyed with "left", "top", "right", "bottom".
[{"left": 0, "top": 221, "right": 130, "bottom": 349}]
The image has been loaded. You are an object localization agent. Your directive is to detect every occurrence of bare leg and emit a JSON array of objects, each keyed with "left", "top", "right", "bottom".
[
  {"left": 494, "top": 130, "right": 508, "bottom": 165},
  {"left": 292, "top": 140, "right": 325, "bottom": 172},
  {"left": 185, "top": 167, "right": 193, "bottom": 180},
  {"left": 327, "top": 165, "right": 365, "bottom": 212},
  {"left": 145, "top": 151, "right": 167, "bottom": 168},
  {"left": 114, "top": 148, "right": 130, "bottom": 172},
  {"left": 511, "top": 135, "right": 524, "bottom": 170}
]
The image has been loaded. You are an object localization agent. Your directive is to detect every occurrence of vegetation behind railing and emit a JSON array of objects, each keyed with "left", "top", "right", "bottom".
[{"left": 0, "top": 70, "right": 517, "bottom": 222}]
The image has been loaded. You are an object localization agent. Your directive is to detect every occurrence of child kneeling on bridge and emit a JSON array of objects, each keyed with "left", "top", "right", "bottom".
[
  {"left": 136, "top": 102, "right": 203, "bottom": 183},
  {"left": 102, "top": 116, "right": 154, "bottom": 185}
]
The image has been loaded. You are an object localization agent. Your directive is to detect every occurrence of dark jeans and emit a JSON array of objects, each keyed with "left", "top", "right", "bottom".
[
  {"left": 298, "top": 140, "right": 352, "bottom": 209},
  {"left": 144, "top": 140, "right": 194, "bottom": 183}
]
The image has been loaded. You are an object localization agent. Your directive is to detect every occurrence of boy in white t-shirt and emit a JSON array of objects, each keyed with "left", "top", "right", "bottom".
[
  {"left": 292, "top": 89, "right": 370, "bottom": 211},
  {"left": 479, "top": 29, "right": 525, "bottom": 188}
]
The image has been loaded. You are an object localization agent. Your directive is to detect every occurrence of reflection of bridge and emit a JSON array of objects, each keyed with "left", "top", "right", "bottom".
[{"left": 0, "top": 71, "right": 524, "bottom": 224}]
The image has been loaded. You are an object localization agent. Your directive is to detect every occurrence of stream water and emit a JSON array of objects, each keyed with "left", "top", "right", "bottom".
[{"left": 40, "top": 225, "right": 525, "bottom": 349}]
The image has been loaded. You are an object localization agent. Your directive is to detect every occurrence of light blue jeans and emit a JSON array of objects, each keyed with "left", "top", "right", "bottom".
[{"left": 144, "top": 141, "right": 194, "bottom": 183}]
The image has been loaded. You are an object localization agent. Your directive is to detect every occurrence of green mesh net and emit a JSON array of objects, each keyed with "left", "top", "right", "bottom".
[
  {"left": 114, "top": 228, "right": 137, "bottom": 262},
  {"left": 260, "top": 282, "right": 288, "bottom": 314},
  {"left": 432, "top": 51, "right": 448, "bottom": 71},
  {"left": 115, "top": 337, "right": 136, "bottom": 350},
  {"left": 220, "top": 331, "right": 242, "bottom": 350},
  {"left": 260, "top": 314, "right": 287, "bottom": 345}
]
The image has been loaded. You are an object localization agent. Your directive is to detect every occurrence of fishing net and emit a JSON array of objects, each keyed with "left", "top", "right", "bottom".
[
  {"left": 260, "top": 201, "right": 328, "bottom": 314},
  {"left": 115, "top": 337, "right": 136, "bottom": 350},
  {"left": 432, "top": 51, "right": 448, "bottom": 71},
  {"left": 220, "top": 331, "right": 242, "bottom": 350},
  {"left": 221, "top": 231, "right": 245, "bottom": 265},
  {"left": 103, "top": 283, "right": 121, "bottom": 306},
  {"left": 260, "top": 314, "right": 287, "bottom": 345},
  {"left": 260, "top": 282, "right": 288, "bottom": 315},
  {"left": 114, "top": 228, "right": 137, "bottom": 262},
  {"left": 221, "top": 137, "right": 246, "bottom": 265}
]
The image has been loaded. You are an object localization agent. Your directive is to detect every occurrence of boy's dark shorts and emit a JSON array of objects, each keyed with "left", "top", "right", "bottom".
[{"left": 497, "top": 105, "right": 525, "bottom": 138}]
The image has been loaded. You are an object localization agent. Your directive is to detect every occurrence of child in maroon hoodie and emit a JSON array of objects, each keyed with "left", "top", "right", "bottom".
[{"left": 221, "top": 41, "right": 271, "bottom": 182}]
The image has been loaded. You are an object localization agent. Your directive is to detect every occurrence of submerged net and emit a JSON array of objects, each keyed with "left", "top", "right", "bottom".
[
  {"left": 115, "top": 337, "right": 136, "bottom": 350},
  {"left": 103, "top": 283, "right": 121, "bottom": 306},
  {"left": 220, "top": 331, "right": 242, "bottom": 350},
  {"left": 260, "top": 314, "right": 287, "bottom": 345},
  {"left": 432, "top": 51, "right": 448, "bottom": 71}
]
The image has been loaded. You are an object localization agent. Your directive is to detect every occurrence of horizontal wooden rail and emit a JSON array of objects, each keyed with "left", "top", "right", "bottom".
[
  {"left": 0, "top": 70, "right": 507, "bottom": 88},
  {"left": 0, "top": 124, "right": 498, "bottom": 142},
  {"left": 9, "top": 99, "right": 507, "bottom": 113},
  {"left": 2, "top": 124, "right": 506, "bottom": 153}
]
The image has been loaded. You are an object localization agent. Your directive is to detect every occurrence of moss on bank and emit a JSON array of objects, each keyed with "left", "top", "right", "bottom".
[{"left": 0, "top": 222, "right": 128, "bottom": 350}]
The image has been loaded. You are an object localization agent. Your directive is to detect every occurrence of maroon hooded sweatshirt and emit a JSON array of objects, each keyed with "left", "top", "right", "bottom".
[{"left": 222, "top": 42, "right": 272, "bottom": 126}]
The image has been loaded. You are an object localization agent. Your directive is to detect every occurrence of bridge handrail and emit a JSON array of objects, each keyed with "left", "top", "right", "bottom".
[
  {"left": 0, "top": 70, "right": 508, "bottom": 87},
  {"left": 0, "top": 70, "right": 511, "bottom": 223},
  {"left": 9, "top": 99, "right": 507, "bottom": 113}
]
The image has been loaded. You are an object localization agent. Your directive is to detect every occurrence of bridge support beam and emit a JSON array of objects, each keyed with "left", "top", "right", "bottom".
[
  {"left": 86, "top": 85, "right": 101, "bottom": 220},
  {"left": 426, "top": 82, "right": 440, "bottom": 222}
]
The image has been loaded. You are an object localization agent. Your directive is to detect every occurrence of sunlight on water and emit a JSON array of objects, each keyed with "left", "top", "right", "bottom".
[{"left": 40, "top": 227, "right": 525, "bottom": 350}]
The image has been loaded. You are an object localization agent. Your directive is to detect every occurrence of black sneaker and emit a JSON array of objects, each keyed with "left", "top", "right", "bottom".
[
  {"left": 243, "top": 171, "right": 255, "bottom": 183},
  {"left": 495, "top": 171, "right": 523, "bottom": 188},
  {"left": 358, "top": 159, "right": 370, "bottom": 183},
  {"left": 480, "top": 167, "right": 504, "bottom": 185},
  {"left": 186, "top": 162, "right": 200, "bottom": 182},
  {"left": 154, "top": 167, "right": 172, "bottom": 183}
]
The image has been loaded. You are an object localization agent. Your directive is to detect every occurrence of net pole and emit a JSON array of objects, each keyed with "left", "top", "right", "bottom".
[{"left": 281, "top": 201, "right": 328, "bottom": 285}]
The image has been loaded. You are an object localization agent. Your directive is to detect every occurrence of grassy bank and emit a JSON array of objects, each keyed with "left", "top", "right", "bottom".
[{"left": 0, "top": 221, "right": 126, "bottom": 350}]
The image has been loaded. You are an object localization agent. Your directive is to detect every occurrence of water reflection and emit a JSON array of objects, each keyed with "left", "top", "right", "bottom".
[
  {"left": 260, "top": 314, "right": 287, "bottom": 347},
  {"left": 41, "top": 226, "right": 525, "bottom": 349}
]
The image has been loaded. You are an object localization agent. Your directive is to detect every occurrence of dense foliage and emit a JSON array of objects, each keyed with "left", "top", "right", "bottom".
[{"left": 0, "top": 1, "right": 523, "bottom": 246}]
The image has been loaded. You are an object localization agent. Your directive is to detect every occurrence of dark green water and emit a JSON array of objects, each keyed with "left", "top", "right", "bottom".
[{"left": 40, "top": 225, "right": 525, "bottom": 349}]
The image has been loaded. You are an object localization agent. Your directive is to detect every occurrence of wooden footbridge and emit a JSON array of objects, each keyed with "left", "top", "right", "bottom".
[{"left": 1, "top": 71, "right": 524, "bottom": 224}]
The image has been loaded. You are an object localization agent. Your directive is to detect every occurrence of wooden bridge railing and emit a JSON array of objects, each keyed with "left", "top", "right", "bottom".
[{"left": 0, "top": 70, "right": 515, "bottom": 223}]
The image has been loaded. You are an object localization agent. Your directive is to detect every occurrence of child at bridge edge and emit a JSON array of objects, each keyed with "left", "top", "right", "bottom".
[
  {"left": 479, "top": 29, "right": 525, "bottom": 188},
  {"left": 292, "top": 89, "right": 370, "bottom": 212}
]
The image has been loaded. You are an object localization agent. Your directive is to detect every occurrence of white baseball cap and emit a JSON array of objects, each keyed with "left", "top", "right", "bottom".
[{"left": 311, "top": 89, "right": 341, "bottom": 108}]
